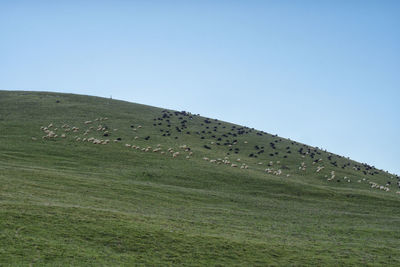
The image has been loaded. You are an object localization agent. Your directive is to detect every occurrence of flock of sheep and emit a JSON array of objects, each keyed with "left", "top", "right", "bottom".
[{"left": 35, "top": 114, "right": 400, "bottom": 195}]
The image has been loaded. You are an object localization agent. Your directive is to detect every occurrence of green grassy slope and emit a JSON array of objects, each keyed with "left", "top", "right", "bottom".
[{"left": 1, "top": 90, "right": 399, "bottom": 266}]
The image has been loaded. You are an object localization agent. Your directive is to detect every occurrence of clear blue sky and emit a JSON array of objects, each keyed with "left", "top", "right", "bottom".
[{"left": 1, "top": 0, "right": 399, "bottom": 175}]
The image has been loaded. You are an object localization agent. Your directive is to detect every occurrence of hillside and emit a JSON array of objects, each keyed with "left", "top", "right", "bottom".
[{"left": 1, "top": 90, "right": 399, "bottom": 266}]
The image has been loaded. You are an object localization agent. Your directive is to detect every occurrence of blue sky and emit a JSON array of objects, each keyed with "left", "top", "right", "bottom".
[{"left": 1, "top": 0, "right": 399, "bottom": 175}]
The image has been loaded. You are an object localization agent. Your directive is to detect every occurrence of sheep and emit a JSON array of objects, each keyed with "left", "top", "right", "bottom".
[
  {"left": 31, "top": 137, "right": 37, "bottom": 141},
  {"left": 92, "top": 139, "right": 102, "bottom": 144},
  {"left": 231, "top": 164, "right": 238, "bottom": 167},
  {"left": 299, "top": 162, "right": 307, "bottom": 171},
  {"left": 265, "top": 168, "right": 273, "bottom": 174},
  {"left": 84, "top": 121, "right": 92, "bottom": 124},
  {"left": 172, "top": 152, "right": 180, "bottom": 158},
  {"left": 240, "top": 164, "right": 249, "bottom": 169}
]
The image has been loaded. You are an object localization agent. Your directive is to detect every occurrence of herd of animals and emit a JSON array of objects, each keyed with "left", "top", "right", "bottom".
[{"left": 36, "top": 108, "right": 400, "bottom": 194}]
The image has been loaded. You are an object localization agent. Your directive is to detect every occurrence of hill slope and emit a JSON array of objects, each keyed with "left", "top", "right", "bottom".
[{"left": 1, "top": 90, "right": 399, "bottom": 266}]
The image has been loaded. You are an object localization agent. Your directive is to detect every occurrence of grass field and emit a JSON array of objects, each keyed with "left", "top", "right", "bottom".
[{"left": 1, "top": 90, "right": 399, "bottom": 266}]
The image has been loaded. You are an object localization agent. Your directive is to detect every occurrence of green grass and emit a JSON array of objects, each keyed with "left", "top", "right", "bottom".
[{"left": 0, "top": 90, "right": 399, "bottom": 266}]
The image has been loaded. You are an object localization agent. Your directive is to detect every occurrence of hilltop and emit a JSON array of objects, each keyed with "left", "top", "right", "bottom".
[{"left": 1, "top": 90, "right": 399, "bottom": 266}]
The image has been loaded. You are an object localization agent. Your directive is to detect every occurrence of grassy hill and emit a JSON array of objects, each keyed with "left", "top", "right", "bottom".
[{"left": 1, "top": 90, "right": 399, "bottom": 266}]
